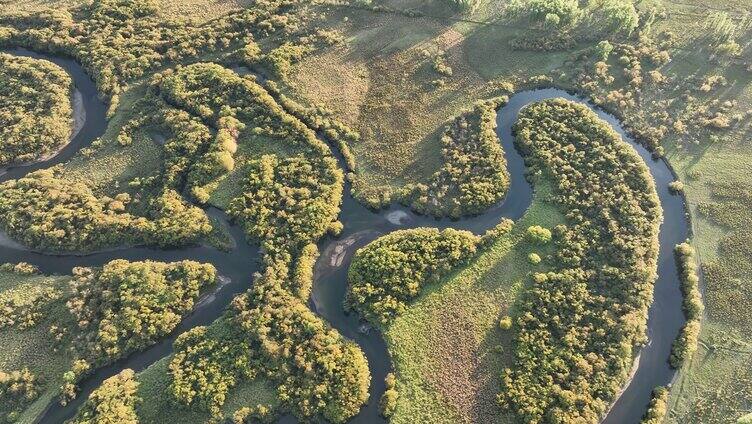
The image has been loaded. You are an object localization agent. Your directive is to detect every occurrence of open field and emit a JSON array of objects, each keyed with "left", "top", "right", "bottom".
[{"left": 385, "top": 181, "right": 563, "bottom": 423}]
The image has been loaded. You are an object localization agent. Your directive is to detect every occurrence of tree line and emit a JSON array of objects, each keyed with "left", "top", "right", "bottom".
[
  {"left": 506, "top": 0, "right": 645, "bottom": 51},
  {"left": 670, "top": 242, "right": 703, "bottom": 368}
]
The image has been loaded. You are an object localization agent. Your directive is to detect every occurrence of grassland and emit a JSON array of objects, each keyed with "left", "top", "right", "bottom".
[
  {"left": 0, "top": 0, "right": 251, "bottom": 21},
  {"left": 384, "top": 181, "right": 564, "bottom": 423},
  {"left": 278, "top": 1, "right": 752, "bottom": 420}
]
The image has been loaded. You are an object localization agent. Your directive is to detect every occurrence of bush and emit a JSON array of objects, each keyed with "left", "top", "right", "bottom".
[
  {"left": 0, "top": 280, "right": 62, "bottom": 330},
  {"left": 525, "top": 225, "right": 552, "bottom": 244},
  {"left": 669, "top": 180, "right": 685, "bottom": 194},
  {"left": 527, "top": 253, "right": 542, "bottom": 264},
  {"left": 380, "top": 373, "right": 398, "bottom": 417},
  {"left": 67, "top": 259, "right": 216, "bottom": 363},
  {"left": 739, "top": 413, "right": 752, "bottom": 424},
  {"left": 498, "top": 316, "right": 513, "bottom": 330}
]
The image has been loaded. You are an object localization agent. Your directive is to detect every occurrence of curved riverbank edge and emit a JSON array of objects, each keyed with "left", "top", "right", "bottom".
[
  {"left": 0, "top": 48, "right": 689, "bottom": 424},
  {"left": 0, "top": 51, "right": 86, "bottom": 176}
]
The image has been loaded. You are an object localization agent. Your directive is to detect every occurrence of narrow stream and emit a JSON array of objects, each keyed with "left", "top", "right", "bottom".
[{"left": 1, "top": 49, "right": 686, "bottom": 424}]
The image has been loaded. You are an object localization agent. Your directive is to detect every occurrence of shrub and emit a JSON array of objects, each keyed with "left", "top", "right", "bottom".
[
  {"left": 0, "top": 281, "right": 62, "bottom": 330},
  {"left": 499, "top": 316, "right": 513, "bottom": 330},
  {"left": 525, "top": 225, "right": 552, "bottom": 244},
  {"left": 67, "top": 260, "right": 216, "bottom": 363},
  {"left": 669, "top": 180, "right": 685, "bottom": 194},
  {"left": 528, "top": 253, "right": 542, "bottom": 264},
  {"left": 739, "top": 413, "right": 752, "bottom": 424},
  {"left": 61, "top": 260, "right": 216, "bottom": 400}
]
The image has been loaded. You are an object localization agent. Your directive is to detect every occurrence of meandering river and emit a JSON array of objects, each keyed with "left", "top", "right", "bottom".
[{"left": 2, "top": 49, "right": 687, "bottom": 424}]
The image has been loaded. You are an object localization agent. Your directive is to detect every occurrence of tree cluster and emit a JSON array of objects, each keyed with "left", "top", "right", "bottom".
[
  {"left": 0, "top": 279, "right": 62, "bottom": 330},
  {"left": 670, "top": 242, "right": 703, "bottom": 368},
  {"left": 0, "top": 368, "right": 39, "bottom": 422},
  {"left": 403, "top": 98, "right": 511, "bottom": 218},
  {"left": 0, "top": 170, "right": 211, "bottom": 252},
  {"left": 69, "top": 369, "right": 139, "bottom": 424},
  {"left": 0, "top": 0, "right": 312, "bottom": 103},
  {"left": 60, "top": 260, "right": 215, "bottom": 401},
  {"left": 170, "top": 261, "right": 371, "bottom": 423},
  {"left": 148, "top": 63, "right": 339, "bottom": 204},
  {"left": 229, "top": 154, "right": 343, "bottom": 267},
  {"left": 506, "top": 0, "right": 643, "bottom": 51},
  {"left": 0, "top": 53, "right": 73, "bottom": 167},
  {"left": 499, "top": 98, "right": 662, "bottom": 423},
  {"left": 67, "top": 260, "right": 216, "bottom": 364},
  {"left": 346, "top": 228, "right": 479, "bottom": 325}
]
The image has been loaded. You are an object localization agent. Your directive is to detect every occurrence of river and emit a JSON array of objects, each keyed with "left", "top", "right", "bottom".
[{"left": 1, "top": 49, "right": 687, "bottom": 424}]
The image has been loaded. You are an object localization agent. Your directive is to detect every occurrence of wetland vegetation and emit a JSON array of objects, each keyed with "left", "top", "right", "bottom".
[{"left": 0, "top": 0, "right": 751, "bottom": 423}]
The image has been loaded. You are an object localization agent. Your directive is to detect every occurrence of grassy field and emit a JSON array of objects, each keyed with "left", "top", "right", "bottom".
[
  {"left": 281, "top": 1, "right": 752, "bottom": 420},
  {"left": 648, "top": 2, "right": 752, "bottom": 422},
  {"left": 0, "top": 270, "right": 74, "bottom": 424},
  {"left": 385, "top": 180, "right": 564, "bottom": 423}
]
